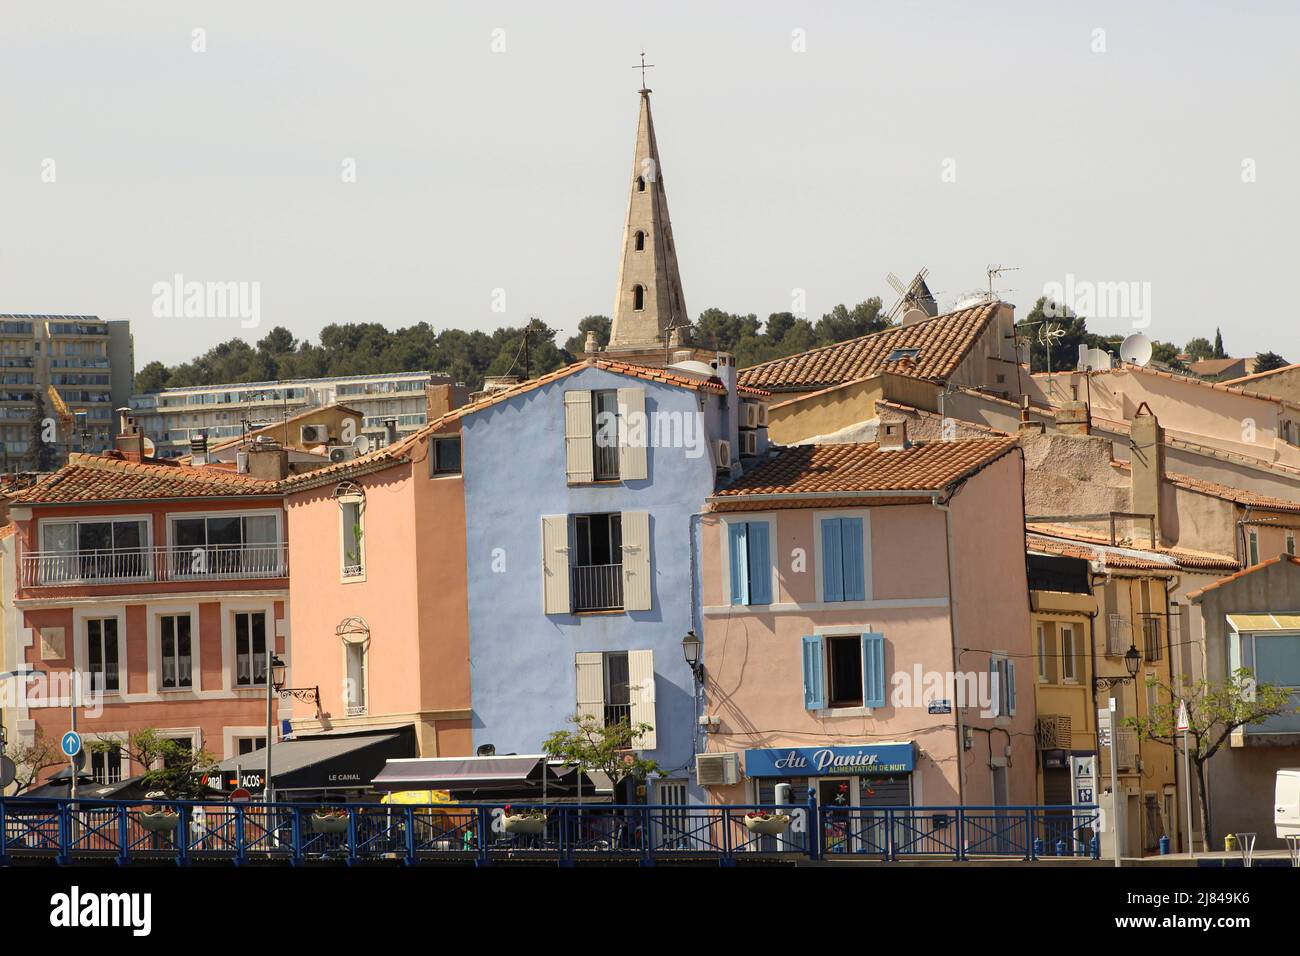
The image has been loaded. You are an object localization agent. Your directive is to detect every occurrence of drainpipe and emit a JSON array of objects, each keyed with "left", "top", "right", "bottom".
[{"left": 932, "top": 492, "right": 966, "bottom": 805}]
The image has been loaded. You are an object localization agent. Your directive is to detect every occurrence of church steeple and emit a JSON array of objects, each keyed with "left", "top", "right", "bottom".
[{"left": 607, "top": 84, "right": 690, "bottom": 353}]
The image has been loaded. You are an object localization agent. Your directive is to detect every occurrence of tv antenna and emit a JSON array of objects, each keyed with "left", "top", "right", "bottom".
[{"left": 987, "top": 264, "right": 1019, "bottom": 300}]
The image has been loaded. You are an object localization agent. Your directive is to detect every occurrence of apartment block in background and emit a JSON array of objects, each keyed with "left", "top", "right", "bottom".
[
  {"left": 131, "top": 371, "right": 465, "bottom": 459},
  {"left": 0, "top": 314, "right": 134, "bottom": 472}
]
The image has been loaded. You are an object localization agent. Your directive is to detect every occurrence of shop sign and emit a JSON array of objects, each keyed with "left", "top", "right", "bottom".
[{"left": 744, "top": 744, "right": 914, "bottom": 778}]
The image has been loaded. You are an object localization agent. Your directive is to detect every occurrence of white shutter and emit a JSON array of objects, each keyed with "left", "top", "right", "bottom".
[
  {"left": 617, "top": 387, "right": 647, "bottom": 481},
  {"left": 564, "top": 391, "right": 594, "bottom": 483},
  {"left": 576, "top": 652, "right": 604, "bottom": 723},
  {"left": 541, "top": 515, "right": 571, "bottom": 614},
  {"left": 628, "top": 649, "right": 657, "bottom": 750},
  {"left": 621, "top": 510, "right": 652, "bottom": 611}
]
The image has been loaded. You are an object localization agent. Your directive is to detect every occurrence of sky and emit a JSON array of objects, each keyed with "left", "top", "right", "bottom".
[{"left": 2, "top": 1, "right": 1298, "bottom": 368}]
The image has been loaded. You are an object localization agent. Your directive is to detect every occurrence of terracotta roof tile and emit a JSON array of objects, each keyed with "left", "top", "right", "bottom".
[
  {"left": 1026, "top": 523, "right": 1240, "bottom": 573},
  {"left": 1187, "top": 554, "right": 1300, "bottom": 600},
  {"left": 13, "top": 453, "right": 281, "bottom": 504},
  {"left": 713, "top": 437, "right": 1018, "bottom": 500},
  {"left": 1222, "top": 362, "right": 1300, "bottom": 387},
  {"left": 737, "top": 302, "right": 1000, "bottom": 392},
  {"left": 1110, "top": 461, "right": 1300, "bottom": 514}
]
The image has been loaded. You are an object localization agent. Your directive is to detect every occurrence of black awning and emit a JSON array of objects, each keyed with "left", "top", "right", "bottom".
[
  {"left": 22, "top": 773, "right": 150, "bottom": 802},
  {"left": 213, "top": 727, "right": 417, "bottom": 792}
]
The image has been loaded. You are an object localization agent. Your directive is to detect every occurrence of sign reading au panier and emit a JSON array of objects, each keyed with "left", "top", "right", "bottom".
[{"left": 744, "top": 743, "right": 914, "bottom": 778}]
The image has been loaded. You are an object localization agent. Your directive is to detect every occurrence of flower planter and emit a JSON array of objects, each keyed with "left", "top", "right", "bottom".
[
  {"left": 139, "top": 810, "right": 181, "bottom": 832},
  {"left": 502, "top": 814, "right": 547, "bottom": 836},
  {"left": 743, "top": 813, "right": 792, "bottom": 836},
  {"left": 310, "top": 813, "right": 351, "bottom": 834}
]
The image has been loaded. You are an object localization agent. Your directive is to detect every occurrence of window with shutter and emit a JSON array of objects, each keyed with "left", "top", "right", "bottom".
[
  {"left": 541, "top": 515, "right": 572, "bottom": 614},
  {"left": 801, "top": 635, "right": 826, "bottom": 710},
  {"left": 617, "top": 387, "right": 647, "bottom": 481},
  {"left": 621, "top": 511, "right": 652, "bottom": 611},
  {"left": 820, "top": 515, "right": 867, "bottom": 602},
  {"left": 627, "top": 649, "right": 657, "bottom": 749},
  {"left": 575, "top": 652, "right": 604, "bottom": 723},
  {"left": 564, "top": 391, "right": 594, "bottom": 483},
  {"left": 727, "top": 519, "right": 772, "bottom": 606},
  {"left": 862, "top": 633, "right": 885, "bottom": 707}
]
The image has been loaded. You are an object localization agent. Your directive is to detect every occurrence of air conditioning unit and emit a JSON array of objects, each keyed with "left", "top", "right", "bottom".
[
  {"left": 327, "top": 445, "right": 355, "bottom": 463},
  {"left": 740, "top": 401, "right": 760, "bottom": 429},
  {"left": 739, "top": 430, "right": 759, "bottom": 457},
  {"left": 756, "top": 403, "right": 769, "bottom": 427},
  {"left": 695, "top": 752, "right": 740, "bottom": 787},
  {"left": 300, "top": 424, "right": 329, "bottom": 445},
  {"left": 714, "top": 439, "right": 732, "bottom": 471}
]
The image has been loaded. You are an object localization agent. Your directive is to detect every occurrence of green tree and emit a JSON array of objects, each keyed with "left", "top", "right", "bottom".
[
  {"left": 2, "top": 727, "right": 64, "bottom": 794},
  {"left": 1125, "top": 670, "right": 1297, "bottom": 847},
  {"left": 813, "top": 297, "right": 889, "bottom": 344},
  {"left": 134, "top": 360, "right": 172, "bottom": 394},
  {"left": 1015, "top": 296, "right": 1090, "bottom": 373},
  {"left": 1253, "top": 351, "right": 1289, "bottom": 374},
  {"left": 1184, "top": 337, "right": 1214, "bottom": 362},
  {"left": 1213, "top": 328, "right": 1226, "bottom": 359},
  {"left": 91, "top": 728, "right": 219, "bottom": 800},
  {"left": 543, "top": 713, "right": 661, "bottom": 802}
]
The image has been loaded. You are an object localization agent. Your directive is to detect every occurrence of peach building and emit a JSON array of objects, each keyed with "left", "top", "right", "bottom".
[
  {"left": 5, "top": 444, "right": 289, "bottom": 788},
  {"left": 277, "top": 418, "right": 472, "bottom": 760},
  {"left": 697, "top": 425, "right": 1037, "bottom": 813}
]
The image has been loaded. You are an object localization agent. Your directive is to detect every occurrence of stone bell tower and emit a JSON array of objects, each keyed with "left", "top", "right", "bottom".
[{"left": 599, "top": 80, "right": 695, "bottom": 365}]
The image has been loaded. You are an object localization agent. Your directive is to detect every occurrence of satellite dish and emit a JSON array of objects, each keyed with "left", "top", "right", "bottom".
[
  {"left": 142, "top": 437, "right": 156, "bottom": 457},
  {"left": 1120, "top": 333, "right": 1153, "bottom": 367},
  {"left": 352, "top": 435, "right": 372, "bottom": 456}
]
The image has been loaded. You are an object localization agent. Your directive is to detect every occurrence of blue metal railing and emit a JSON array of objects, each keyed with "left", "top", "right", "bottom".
[{"left": 0, "top": 796, "right": 1099, "bottom": 866}]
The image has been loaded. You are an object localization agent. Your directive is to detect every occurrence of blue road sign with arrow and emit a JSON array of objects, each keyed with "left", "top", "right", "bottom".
[{"left": 61, "top": 731, "right": 82, "bottom": 758}]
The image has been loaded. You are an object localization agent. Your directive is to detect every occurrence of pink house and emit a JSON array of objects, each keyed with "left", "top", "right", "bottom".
[
  {"left": 6, "top": 443, "right": 289, "bottom": 788},
  {"left": 277, "top": 419, "right": 472, "bottom": 760},
  {"left": 698, "top": 423, "right": 1037, "bottom": 814}
]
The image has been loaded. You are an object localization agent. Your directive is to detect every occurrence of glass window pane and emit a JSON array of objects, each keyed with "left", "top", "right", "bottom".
[
  {"left": 243, "top": 514, "right": 278, "bottom": 546},
  {"left": 174, "top": 518, "right": 206, "bottom": 548},
  {"left": 43, "top": 522, "right": 76, "bottom": 553},
  {"left": 206, "top": 516, "right": 242, "bottom": 546},
  {"left": 78, "top": 523, "right": 112, "bottom": 552},
  {"left": 112, "top": 521, "right": 143, "bottom": 550},
  {"left": 1256, "top": 635, "right": 1300, "bottom": 686}
]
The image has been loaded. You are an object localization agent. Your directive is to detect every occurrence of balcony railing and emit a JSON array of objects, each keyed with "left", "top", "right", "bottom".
[
  {"left": 571, "top": 563, "right": 623, "bottom": 612},
  {"left": 21, "top": 544, "right": 288, "bottom": 588},
  {"left": 1106, "top": 614, "right": 1132, "bottom": 658},
  {"left": 603, "top": 703, "right": 632, "bottom": 727}
]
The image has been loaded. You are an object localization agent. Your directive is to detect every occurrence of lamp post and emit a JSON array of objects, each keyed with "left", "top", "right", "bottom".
[
  {"left": 1093, "top": 644, "right": 1142, "bottom": 866},
  {"left": 681, "top": 630, "right": 702, "bottom": 682},
  {"left": 265, "top": 654, "right": 286, "bottom": 805}
]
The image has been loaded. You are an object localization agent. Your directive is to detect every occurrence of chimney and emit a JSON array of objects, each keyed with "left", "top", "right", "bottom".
[
  {"left": 383, "top": 418, "right": 399, "bottom": 446},
  {"left": 245, "top": 439, "right": 289, "bottom": 480},
  {"left": 190, "top": 434, "right": 209, "bottom": 466},
  {"left": 584, "top": 329, "right": 600, "bottom": 355},
  {"left": 114, "top": 407, "right": 145, "bottom": 461},
  {"left": 1130, "top": 402, "right": 1165, "bottom": 545},
  {"left": 1056, "top": 400, "right": 1091, "bottom": 436},
  {"left": 878, "top": 418, "right": 910, "bottom": 451}
]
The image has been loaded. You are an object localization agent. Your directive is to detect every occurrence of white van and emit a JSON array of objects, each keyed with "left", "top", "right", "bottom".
[{"left": 1277, "top": 769, "right": 1300, "bottom": 839}]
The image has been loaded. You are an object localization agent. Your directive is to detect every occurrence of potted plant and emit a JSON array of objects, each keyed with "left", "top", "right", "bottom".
[
  {"left": 501, "top": 805, "right": 547, "bottom": 836},
  {"left": 742, "top": 808, "right": 792, "bottom": 836},
  {"left": 310, "top": 807, "right": 351, "bottom": 834},
  {"left": 140, "top": 792, "right": 182, "bottom": 832}
]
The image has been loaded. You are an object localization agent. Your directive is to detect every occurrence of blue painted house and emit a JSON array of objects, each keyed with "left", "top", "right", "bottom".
[{"left": 457, "top": 356, "right": 768, "bottom": 803}]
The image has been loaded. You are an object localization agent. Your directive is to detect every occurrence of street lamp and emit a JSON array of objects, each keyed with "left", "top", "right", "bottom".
[
  {"left": 1123, "top": 644, "right": 1142, "bottom": 680},
  {"left": 681, "top": 630, "right": 702, "bottom": 681},
  {"left": 264, "top": 653, "right": 286, "bottom": 805}
]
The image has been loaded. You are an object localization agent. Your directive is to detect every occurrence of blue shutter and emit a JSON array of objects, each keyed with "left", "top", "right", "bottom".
[
  {"left": 802, "top": 636, "right": 826, "bottom": 710},
  {"left": 1007, "top": 660, "right": 1017, "bottom": 716},
  {"left": 841, "top": 517, "right": 865, "bottom": 602},
  {"left": 821, "top": 518, "right": 844, "bottom": 602},
  {"left": 728, "top": 522, "right": 749, "bottom": 606},
  {"left": 747, "top": 521, "right": 772, "bottom": 605},
  {"left": 862, "top": 633, "right": 885, "bottom": 707}
]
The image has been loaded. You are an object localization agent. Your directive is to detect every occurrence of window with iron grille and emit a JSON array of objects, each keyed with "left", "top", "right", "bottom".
[
  {"left": 1142, "top": 614, "right": 1163, "bottom": 663},
  {"left": 571, "top": 513, "right": 623, "bottom": 611}
]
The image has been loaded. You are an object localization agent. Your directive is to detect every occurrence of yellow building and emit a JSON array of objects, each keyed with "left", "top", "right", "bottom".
[{"left": 1027, "top": 525, "right": 1240, "bottom": 856}]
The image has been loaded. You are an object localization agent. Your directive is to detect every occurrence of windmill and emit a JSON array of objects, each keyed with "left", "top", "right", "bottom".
[{"left": 885, "top": 268, "right": 937, "bottom": 325}]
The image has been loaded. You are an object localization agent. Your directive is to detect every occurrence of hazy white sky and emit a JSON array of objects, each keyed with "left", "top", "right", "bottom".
[{"left": 3, "top": 1, "right": 1297, "bottom": 367}]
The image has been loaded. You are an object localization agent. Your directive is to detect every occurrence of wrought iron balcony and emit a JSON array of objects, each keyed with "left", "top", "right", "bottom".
[
  {"left": 21, "top": 544, "right": 288, "bottom": 588},
  {"left": 570, "top": 563, "right": 624, "bottom": 612}
]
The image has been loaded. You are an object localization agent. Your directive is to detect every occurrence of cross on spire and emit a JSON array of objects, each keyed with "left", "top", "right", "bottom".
[{"left": 632, "top": 51, "right": 654, "bottom": 90}]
